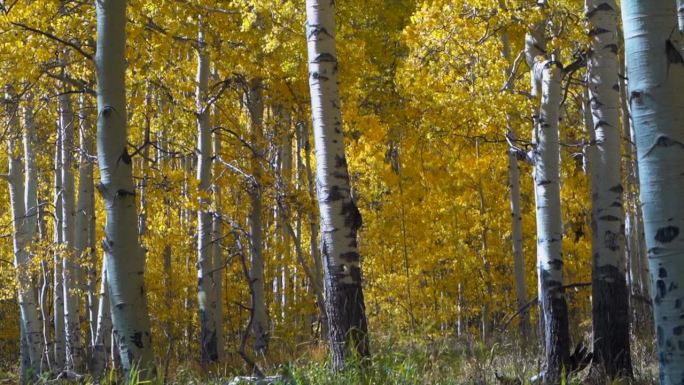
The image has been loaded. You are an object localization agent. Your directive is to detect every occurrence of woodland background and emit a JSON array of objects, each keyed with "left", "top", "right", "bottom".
[{"left": 0, "top": 0, "right": 665, "bottom": 383}]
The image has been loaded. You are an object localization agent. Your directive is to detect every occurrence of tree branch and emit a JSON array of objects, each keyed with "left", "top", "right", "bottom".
[{"left": 11, "top": 22, "right": 94, "bottom": 61}]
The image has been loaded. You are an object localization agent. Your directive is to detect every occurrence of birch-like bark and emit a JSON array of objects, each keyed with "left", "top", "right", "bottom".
[
  {"left": 585, "top": 0, "right": 632, "bottom": 377},
  {"left": 306, "top": 0, "right": 370, "bottom": 370},
  {"left": 621, "top": 1, "right": 684, "bottom": 383},
  {"left": 533, "top": 60, "right": 571, "bottom": 385},
  {"left": 211, "top": 121, "right": 224, "bottom": 361},
  {"left": 59, "top": 87, "right": 84, "bottom": 372},
  {"left": 5, "top": 90, "right": 43, "bottom": 376},
  {"left": 277, "top": 107, "right": 293, "bottom": 323},
  {"left": 53, "top": 106, "right": 66, "bottom": 371},
  {"left": 195, "top": 27, "right": 218, "bottom": 364},
  {"left": 621, "top": 47, "right": 652, "bottom": 327},
  {"left": 299, "top": 120, "right": 328, "bottom": 339},
  {"left": 525, "top": 4, "right": 571, "bottom": 382},
  {"left": 245, "top": 78, "right": 269, "bottom": 354},
  {"left": 500, "top": 31, "right": 530, "bottom": 340},
  {"left": 91, "top": 259, "right": 112, "bottom": 376},
  {"left": 75, "top": 97, "right": 97, "bottom": 352},
  {"left": 95, "top": 0, "right": 155, "bottom": 376}
]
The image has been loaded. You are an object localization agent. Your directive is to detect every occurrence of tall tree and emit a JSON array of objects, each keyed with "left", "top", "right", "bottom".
[
  {"left": 4, "top": 88, "right": 43, "bottom": 378},
  {"left": 94, "top": 0, "right": 155, "bottom": 376},
  {"left": 500, "top": 29, "right": 530, "bottom": 340},
  {"left": 525, "top": 4, "right": 571, "bottom": 381},
  {"left": 585, "top": 0, "right": 632, "bottom": 378},
  {"left": 245, "top": 78, "right": 269, "bottom": 354},
  {"left": 59, "top": 85, "right": 84, "bottom": 372},
  {"left": 621, "top": 1, "right": 684, "bottom": 383},
  {"left": 196, "top": 24, "right": 218, "bottom": 364},
  {"left": 305, "top": 0, "right": 370, "bottom": 371}
]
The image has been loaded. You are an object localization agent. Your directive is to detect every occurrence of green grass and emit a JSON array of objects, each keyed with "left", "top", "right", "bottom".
[{"left": 0, "top": 334, "right": 659, "bottom": 385}]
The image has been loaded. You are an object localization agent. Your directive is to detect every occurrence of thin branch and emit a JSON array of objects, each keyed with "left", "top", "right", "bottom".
[
  {"left": 11, "top": 22, "right": 93, "bottom": 61},
  {"left": 498, "top": 282, "right": 591, "bottom": 333}
]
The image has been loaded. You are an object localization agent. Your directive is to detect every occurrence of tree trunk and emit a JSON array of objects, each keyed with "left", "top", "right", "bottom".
[
  {"left": 500, "top": 30, "right": 530, "bottom": 340},
  {"left": 585, "top": 0, "right": 633, "bottom": 377},
  {"left": 91, "top": 258, "right": 112, "bottom": 376},
  {"left": 246, "top": 78, "right": 269, "bottom": 354},
  {"left": 305, "top": 0, "right": 370, "bottom": 371},
  {"left": 299, "top": 120, "right": 328, "bottom": 340},
  {"left": 196, "top": 26, "right": 218, "bottom": 364},
  {"left": 533, "top": 60, "right": 571, "bottom": 384},
  {"left": 212, "top": 123, "right": 224, "bottom": 361},
  {"left": 94, "top": 0, "right": 155, "bottom": 376},
  {"left": 53, "top": 100, "right": 66, "bottom": 372},
  {"left": 620, "top": 1, "right": 684, "bottom": 383},
  {"left": 76, "top": 97, "right": 98, "bottom": 355},
  {"left": 4, "top": 90, "right": 43, "bottom": 377},
  {"left": 59, "top": 87, "right": 84, "bottom": 372}
]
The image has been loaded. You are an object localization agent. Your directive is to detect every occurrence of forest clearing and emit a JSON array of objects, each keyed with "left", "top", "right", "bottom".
[{"left": 0, "top": 0, "right": 682, "bottom": 383}]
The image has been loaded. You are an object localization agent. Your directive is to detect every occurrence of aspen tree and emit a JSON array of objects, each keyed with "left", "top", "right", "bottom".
[
  {"left": 525, "top": 3, "right": 571, "bottom": 381},
  {"left": 59, "top": 87, "right": 84, "bottom": 371},
  {"left": 196, "top": 25, "right": 218, "bottom": 364},
  {"left": 94, "top": 0, "right": 155, "bottom": 376},
  {"left": 621, "top": 1, "right": 684, "bottom": 383},
  {"left": 585, "top": 0, "right": 632, "bottom": 377},
  {"left": 305, "top": 0, "right": 370, "bottom": 370},
  {"left": 53, "top": 102, "right": 66, "bottom": 372},
  {"left": 4, "top": 89, "right": 43, "bottom": 376},
  {"left": 245, "top": 78, "right": 269, "bottom": 354},
  {"left": 500, "top": 30, "right": 530, "bottom": 340}
]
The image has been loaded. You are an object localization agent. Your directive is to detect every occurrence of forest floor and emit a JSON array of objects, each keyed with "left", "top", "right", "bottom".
[{"left": 0, "top": 333, "right": 659, "bottom": 384}]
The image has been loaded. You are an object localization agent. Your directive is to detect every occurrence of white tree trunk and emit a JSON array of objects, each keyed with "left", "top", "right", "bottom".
[
  {"left": 59, "top": 88, "right": 84, "bottom": 372},
  {"left": 4, "top": 91, "right": 43, "bottom": 376},
  {"left": 246, "top": 78, "right": 269, "bottom": 354},
  {"left": 94, "top": 0, "right": 155, "bottom": 376},
  {"left": 91, "top": 258, "right": 112, "bottom": 376},
  {"left": 532, "top": 60, "right": 571, "bottom": 383},
  {"left": 585, "top": 0, "right": 632, "bottom": 376},
  {"left": 53, "top": 105, "right": 66, "bottom": 371},
  {"left": 306, "top": 0, "right": 370, "bottom": 370},
  {"left": 211, "top": 124, "right": 224, "bottom": 361},
  {"left": 621, "top": 1, "right": 684, "bottom": 383},
  {"left": 195, "top": 27, "right": 218, "bottom": 363},
  {"left": 299, "top": 120, "right": 327, "bottom": 339},
  {"left": 75, "top": 97, "right": 97, "bottom": 353},
  {"left": 500, "top": 31, "right": 530, "bottom": 340}
]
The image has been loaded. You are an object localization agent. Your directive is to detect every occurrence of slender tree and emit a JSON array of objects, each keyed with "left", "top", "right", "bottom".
[
  {"left": 621, "top": 1, "right": 684, "bottom": 383},
  {"left": 245, "top": 78, "right": 269, "bottom": 354},
  {"left": 500, "top": 30, "right": 530, "bottom": 339},
  {"left": 585, "top": 0, "right": 632, "bottom": 378},
  {"left": 305, "top": 0, "right": 370, "bottom": 370},
  {"left": 4, "top": 89, "right": 43, "bottom": 378},
  {"left": 53, "top": 99, "right": 66, "bottom": 372},
  {"left": 59, "top": 86, "right": 84, "bottom": 372},
  {"left": 525, "top": 5, "right": 571, "bottom": 380},
  {"left": 196, "top": 25, "right": 218, "bottom": 364},
  {"left": 94, "top": 0, "right": 155, "bottom": 376}
]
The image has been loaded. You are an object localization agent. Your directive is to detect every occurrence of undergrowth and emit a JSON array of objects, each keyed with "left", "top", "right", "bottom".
[{"left": 0, "top": 333, "right": 658, "bottom": 384}]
